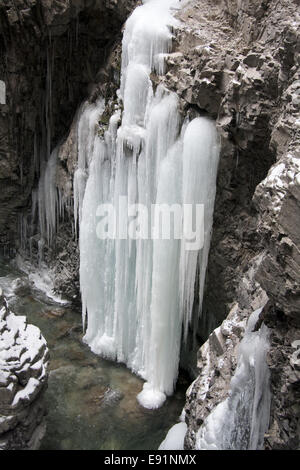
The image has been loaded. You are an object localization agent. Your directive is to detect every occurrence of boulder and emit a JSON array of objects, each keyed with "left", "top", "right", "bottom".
[{"left": 0, "top": 294, "right": 49, "bottom": 450}]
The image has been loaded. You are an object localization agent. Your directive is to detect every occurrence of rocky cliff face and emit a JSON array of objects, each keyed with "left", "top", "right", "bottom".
[
  {"left": 0, "top": 290, "right": 49, "bottom": 449},
  {"left": 167, "top": 0, "right": 300, "bottom": 450},
  {"left": 0, "top": 0, "right": 299, "bottom": 450},
  {"left": 0, "top": 0, "right": 137, "bottom": 251}
]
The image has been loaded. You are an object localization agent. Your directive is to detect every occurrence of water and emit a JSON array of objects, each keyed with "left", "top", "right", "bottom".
[{"left": 0, "top": 256, "right": 188, "bottom": 450}]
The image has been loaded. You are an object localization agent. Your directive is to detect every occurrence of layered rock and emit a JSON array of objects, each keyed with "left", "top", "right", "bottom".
[
  {"left": 254, "top": 146, "right": 300, "bottom": 319},
  {"left": 165, "top": 0, "right": 300, "bottom": 449},
  {"left": 0, "top": 289, "right": 49, "bottom": 449}
]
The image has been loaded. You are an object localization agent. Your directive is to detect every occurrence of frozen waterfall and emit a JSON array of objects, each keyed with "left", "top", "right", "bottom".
[
  {"left": 195, "top": 307, "right": 271, "bottom": 450},
  {"left": 76, "top": 0, "right": 220, "bottom": 408},
  {"left": 158, "top": 307, "right": 271, "bottom": 449}
]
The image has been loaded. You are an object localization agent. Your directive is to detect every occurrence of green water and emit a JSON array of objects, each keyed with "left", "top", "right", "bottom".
[{"left": 0, "top": 257, "right": 187, "bottom": 450}]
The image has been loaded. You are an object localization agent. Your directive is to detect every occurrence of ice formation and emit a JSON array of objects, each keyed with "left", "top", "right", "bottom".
[
  {"left": 14, "top": 255, "right": 69, "bottom": 305},
  {"left": 158, "top": 422, "right": 187, "bottom": 450},
  {"left": 37, "top": 146, "right": 59, "bottom": 246},
  {"left": 159, "top": 411, "right": 187, "bottom": 450},
  {"left": 20, "top": 143, "right": 71, "bottom": 262},
  {"left": 74, "top": 99, "right": 105, "bottom": 234},
  {"left": 75, "top": 0, "right": 220, "bottom": 408},
  {"left": 195, "top": 308, "right": 271, "bottom": 450}
]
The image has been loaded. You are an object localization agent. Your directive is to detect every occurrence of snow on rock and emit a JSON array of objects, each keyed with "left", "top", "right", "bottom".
[
  {"left": 14, "top": 255, "right": 69, "bottom": 305},
  {"left": 0, "top": 291, "right": 49, "bottom": 450},
  {"left": 254, "top": 154, "right": 300, "bottom": 217}
]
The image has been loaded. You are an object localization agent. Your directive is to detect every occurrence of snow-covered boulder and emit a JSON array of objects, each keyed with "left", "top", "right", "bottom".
[{"left": 0, "top": 290, "right": 49, "bottom": 449}]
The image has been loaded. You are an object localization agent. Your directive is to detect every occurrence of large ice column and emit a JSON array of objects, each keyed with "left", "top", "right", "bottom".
[
  {"left": 137, "top": 117, "right": 220, "bottom": 409},
  {"left": 78, "top": 0, "right": 220, "bottom": 409},
  {"left": 195, "top": 308, "right": 271, "bottom": 450},
  {"left": 80, "top": 0, "right": 182, "bottom": 375},
  {"left": 137, "top": 141, "right": 183, "bottom": 408},
  {"left": 120, "top": 0, "right": 180, "bottom": 97},
  {"left": 79, "top": 138, "right": 113, "bottom": 334},
  {"left": 180, "top": 118, "right": 220, "bottom": 340}
]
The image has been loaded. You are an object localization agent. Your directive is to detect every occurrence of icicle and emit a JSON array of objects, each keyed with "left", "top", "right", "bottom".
[
  {"left": 73, "top": 98, "right": 105, "bottom": 234},
  {"left": 79, "top": 138, "right": 112, "bottom": 336},
  {"left": 180, "top": 118, "right": 220, "bottom": 341},
  {"left": 18, "top": 213, "right": 28, "bottom": 253},
  {"left": 36, "top": 146, "right": 59, "bottom": 248},
  {"left": 137, "top": 141, "right": 183, "bottom": 409}
]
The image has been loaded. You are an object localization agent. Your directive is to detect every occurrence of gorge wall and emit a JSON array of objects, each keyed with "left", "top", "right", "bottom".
[
  {"left": 0, "top": 0, "right": 137, "bottom": 250},
  {"left": 0, "top": 0, "right": 299, "bottom": 449},
  {"left": 171, "top": 0, "right": 300, "bottom": 449}
]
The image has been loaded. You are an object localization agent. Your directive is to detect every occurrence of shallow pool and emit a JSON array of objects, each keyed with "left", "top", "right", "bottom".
[{"left": 0, "top": 256, "right": 187, "bottom": 450}]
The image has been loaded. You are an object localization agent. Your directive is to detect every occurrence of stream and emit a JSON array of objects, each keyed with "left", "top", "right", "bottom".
[{"left": 0, "top": 255, "right": 188, "bottom": 450}]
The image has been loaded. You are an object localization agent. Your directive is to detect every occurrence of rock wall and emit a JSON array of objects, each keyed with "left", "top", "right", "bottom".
[
  {"left": 0, "top": 290, "right": 49, "bottom": 449},
  {"left": 163, "top": 0, "right": 299, "bottom": 336},
  {"left": 165, "top": 0, "right": 299, "bottom": 449},
  {"left": 0, "top": 0, "right": 137, "bottom": 251}
]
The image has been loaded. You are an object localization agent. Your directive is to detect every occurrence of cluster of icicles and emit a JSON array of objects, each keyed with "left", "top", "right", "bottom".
[
  {"left": 75, "top": 0, "right": 220, "bottom": 409},
  {"left": 33, "top": 0, "right": 220, "bottom": 409},
  {"left": 19, "top": 145, "right": 71, "bottom": 261}
]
